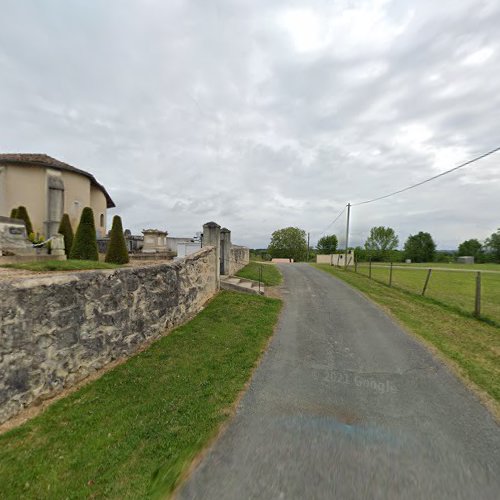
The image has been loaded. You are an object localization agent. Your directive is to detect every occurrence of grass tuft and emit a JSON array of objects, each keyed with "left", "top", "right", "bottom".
[
  {"left": 0, "top": 291, "right": 281, "bottom": 498},
  {"left": 236, "top": 261, "right": 282, "bottom": 286},
  {"left": 1, "top": 259, "right": 120, "bottom": 272}
]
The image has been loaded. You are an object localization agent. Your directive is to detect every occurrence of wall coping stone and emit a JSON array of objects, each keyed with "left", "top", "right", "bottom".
[{"left": 0, "top": 246, "right": 215, "bottom": 290}]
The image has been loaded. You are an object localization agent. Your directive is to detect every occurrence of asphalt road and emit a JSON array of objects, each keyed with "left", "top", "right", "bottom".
[{"left": 178, "top": 264, "right": 500, "bottom": 499}]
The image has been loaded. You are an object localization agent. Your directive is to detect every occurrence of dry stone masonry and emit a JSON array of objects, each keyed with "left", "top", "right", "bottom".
[
  {"left": 0, "top": 247, "right": 217, "bottom": 424},
  {"left": 229, "top": 245, "right": 250, "bottom": 275}
]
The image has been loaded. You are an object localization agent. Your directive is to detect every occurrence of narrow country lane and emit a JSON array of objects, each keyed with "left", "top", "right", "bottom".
[{"left": 178, "top": 264, "right": 500, "bottom": 500}]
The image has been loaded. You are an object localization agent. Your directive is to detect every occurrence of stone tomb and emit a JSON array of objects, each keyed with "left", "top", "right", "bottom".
[
  {"left": 0, "top": 216, "right": 35, "bottom": 256},
  {"left": 142, "top": 229, "right": 168, "bottom": 253}
]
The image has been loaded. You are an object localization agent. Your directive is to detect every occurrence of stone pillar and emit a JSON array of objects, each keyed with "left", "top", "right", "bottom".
[
  {"left": 220, "top": 228, "right": 231, "bottom": 276},
  {"left": 202, "top": 221, "right": 221, "bottom": 288}
]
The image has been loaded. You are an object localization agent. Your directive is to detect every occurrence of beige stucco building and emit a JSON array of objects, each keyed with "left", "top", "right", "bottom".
[{"left": 0, "top": 154, "right": 115, "bottom": 238}]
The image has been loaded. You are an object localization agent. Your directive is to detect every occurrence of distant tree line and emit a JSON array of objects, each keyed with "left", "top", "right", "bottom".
[
  {"left": 267, "top": 224, "right": 500, "bottom": 264},
  {"left": 351, "top": 226, "right": 500, "bottom": 263},
  {"left": 457, "top": 231, "right": 500, "bottom": 263}
]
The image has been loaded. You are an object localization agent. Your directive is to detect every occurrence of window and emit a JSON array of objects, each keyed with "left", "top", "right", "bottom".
[{"left": 100, "top": 213, "right": 104, "bottom": 227}]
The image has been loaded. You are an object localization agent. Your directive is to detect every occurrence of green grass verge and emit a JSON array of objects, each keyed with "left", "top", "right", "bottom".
[
  {"left": 0, "top": 291, "right": 282, "bottom": 499},
  {"left": 354, "top": 262, "right": 500, "bottom": 324},
  {"left": 388, "top": 262, "right": 500, "bottom": 271},
  {"left": 313, "top": 264, "right": 500, "bottom": 407},
  {"left": 236, "top": 261, "right": 283, "bottom": 286},
  {"left": 1, "top": 259, "right": 120, "bottom": 272}
]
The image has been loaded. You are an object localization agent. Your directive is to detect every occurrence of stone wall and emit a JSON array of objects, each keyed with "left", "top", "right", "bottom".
[
  {"left": 229, "top": 245, "right": 249, "bottom": 275},
  {"left": 0, "top": 247, "right": 217, "bottom": 424}
]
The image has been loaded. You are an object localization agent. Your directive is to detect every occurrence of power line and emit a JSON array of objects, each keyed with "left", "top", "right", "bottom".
[
  {"left": 352, "top": 146, "right": 500, "bottom": 207},
  {"left": 318, "top": 206, "right": 346, "bottom": 237}
]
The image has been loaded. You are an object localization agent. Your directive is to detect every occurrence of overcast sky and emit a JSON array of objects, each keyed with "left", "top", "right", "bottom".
[{"left": 1, "top": 0, "right": 499, "bottom": 249}]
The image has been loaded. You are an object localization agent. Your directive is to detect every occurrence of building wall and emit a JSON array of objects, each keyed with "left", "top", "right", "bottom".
[
  {"left": 90, "top": 185, "right": 107, "bottom": 238},
  {"left": 0, "top": 164, "right": 109, "bottom": 238},
  {"left": 316, "top": 251, "right": 355, "bottom": 266},
  {"left": 166, "top": 237, "right": 195, "bottom": 253},
  {"left": 0, "top": 167, "right": 6, "bottom": 216},
  {"left": 60, "top": 170, "right": 91, "bottom": 234},
  {"left": 316, "top": 254, "right": 332, "bottom": 264},
  {"left": 0, "top": 247, "right": 218, "bottom": 424},
  {"left": 0, "top": 164, "right": 47, "bottom": 235}
]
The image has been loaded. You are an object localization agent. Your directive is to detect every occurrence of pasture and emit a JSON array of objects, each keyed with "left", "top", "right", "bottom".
[{"left": 354, "top": 262, "right": 500, "bottom": 324}]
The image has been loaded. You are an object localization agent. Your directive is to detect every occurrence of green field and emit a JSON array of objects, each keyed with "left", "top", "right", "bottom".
[
  {"left": 313, "top": 264, "right": 500, "bottom": 412},
  {"left": 354, "top": 262, "right": 500, "bottom": 324},
  {"left": 1, "top": 259, "right": 120, "bottom": 272},
  {"left": 0, "top": 291, "right": 282, "bottom": 499},
  {"left": 388, "top": 262, "right": 500, "bottom": 271},
  {"left": 236, "top": 261, "right": 283, "bottom": 286}
]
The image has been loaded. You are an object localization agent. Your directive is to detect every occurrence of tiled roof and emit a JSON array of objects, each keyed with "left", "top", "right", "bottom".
[{"left": 0, "top": 153, "right": 115, "bottom": 208}]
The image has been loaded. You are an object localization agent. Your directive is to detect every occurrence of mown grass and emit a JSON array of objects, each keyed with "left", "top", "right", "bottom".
[
  {"left": 394, "top": 262, "right": 500, "bottom": 271},
  {"left": 1, "top": 259, "right": 120, "bottom": 272},
  {"left": 354, "top": 262, "right": 500, "bottom": 324},
  {"left": 313, "top": 264, "right": 500, "bottom": 408},
  {"left": 236, "top": 261, "right": 283, "bottom": 286},
  {"left": 0, "top": 291, "right": 282, "bottom": 499}
]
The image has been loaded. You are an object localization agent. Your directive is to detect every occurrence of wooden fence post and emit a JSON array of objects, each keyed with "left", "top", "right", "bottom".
[
  {"left": 475, "top": 271, "right": 481, "bottom": 318},
  {"left": 389, "top": 262, "right": 393, "bottom": 287},
  {"left": 422, "top": 268, "right": 432, "bottom": 296}
]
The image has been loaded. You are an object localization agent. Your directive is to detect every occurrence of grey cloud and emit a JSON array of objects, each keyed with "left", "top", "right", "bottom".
[{"left": 1, "top": 0, "right": 499, "bottom": 249}]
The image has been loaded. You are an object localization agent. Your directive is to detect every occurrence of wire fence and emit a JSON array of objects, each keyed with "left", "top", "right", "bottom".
[{"left": 347, "top": 261, "right": 500, "bottom": 324}]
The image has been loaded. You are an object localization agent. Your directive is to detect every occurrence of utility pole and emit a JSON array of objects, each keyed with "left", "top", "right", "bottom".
[
  {"left": 306, "top": 232, "right": 310, "bottom": 262},
  {"left": 344, "top": 203, "right": 351, "bottom": 269}
]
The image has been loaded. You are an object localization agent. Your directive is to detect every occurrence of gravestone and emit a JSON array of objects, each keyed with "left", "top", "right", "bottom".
[{"left": 0, "top": 216, "right": 35, "bottom": 256}]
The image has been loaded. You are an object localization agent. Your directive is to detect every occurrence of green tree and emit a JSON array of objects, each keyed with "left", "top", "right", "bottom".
[
  {"left": 268, "top": 227, "right": 307, "bottom": 262},
  {"left": 364, "top": 226, "right": 399, "bottom": 261},
  {"left": 484, "top": 229, "right": 500, "bottom": 262},
  {"left": 57, "top": 213, "right": 74, "bottom": 257},
  {"left": 403, "top": 232, "right": 436, "bottom": 263},
  {"left": 105, "top": 215, "right": 129, "bottom": 264},
  {"left": 457, "top": 239, "right": 483, "bottom": 259},
  {"left": 316, "top": 234, "right": 338, "bottom": 254},
  {"left": 16, "top": 206, "right": 33, "bottom": 235},
  {"left": 70, "top": 207, "right": 99, "bottom": 261},
  {"left": 9, "top": 208, "right": 18, "bottom": 219},
  {"left": 353, "top": 246, "right": 368, "bottom": 262}
]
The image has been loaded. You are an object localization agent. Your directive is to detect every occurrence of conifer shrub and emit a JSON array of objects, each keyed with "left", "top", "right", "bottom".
[
  {"left": 58, "top": 213, "right": 74, "bottom": 257},
  {"left": 10, "top": 208, "right": 18, "bottom": 219},
  {"left": 105, "top": 215, "right": 129, "bottom": 264},
  {"left": 70, "top": 207, "right": 99, "bottom": 261},
  {"left": 16, "top": 206, "right": 33, "bottom": 235}
]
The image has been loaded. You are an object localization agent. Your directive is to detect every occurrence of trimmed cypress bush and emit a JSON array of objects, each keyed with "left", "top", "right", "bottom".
[
  {"left": 16, "top": 206, "right": 33, "bottom": 235},
  {"left": 58, "top": 213, "right": 74, "bottom": 257},
  {"left": 10, "top": 208, "right": 18, "bottom": 219},
  {"left": 70, "top": 207, "right": 99, "bottom": 261},
  {"left": 105, "top": 215, "right": 129, "bottom": 264}
]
